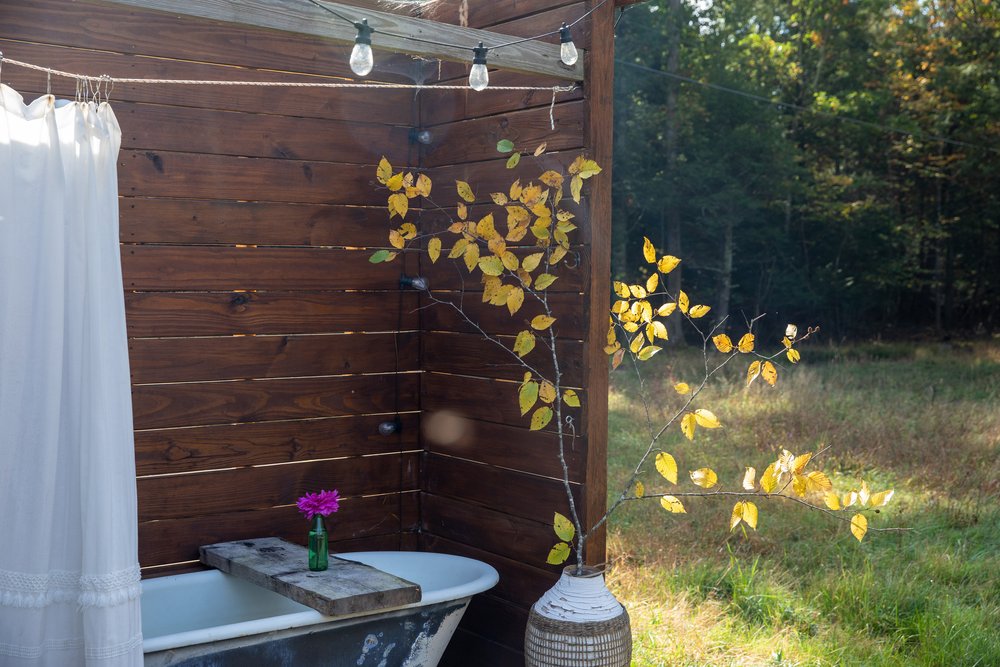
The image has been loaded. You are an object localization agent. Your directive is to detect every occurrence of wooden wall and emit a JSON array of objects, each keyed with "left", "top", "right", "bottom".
[{"left": 0, "top": 0, "right": 613, "bottom": 663}]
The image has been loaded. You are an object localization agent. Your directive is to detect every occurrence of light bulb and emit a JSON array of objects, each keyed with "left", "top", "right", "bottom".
[
  {"left": 559, "top": 23, "right": 578, "bottom": 66},
  {"left": 469, "top": 42, "right": 489, "bottom": 91},
  {"left": 350, "top": 19, "right": 374, "bottom": 77}
]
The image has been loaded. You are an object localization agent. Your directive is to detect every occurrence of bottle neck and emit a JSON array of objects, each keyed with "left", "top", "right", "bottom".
[{"left": 312, "top": 515, "right": 325, "bottom": 531}]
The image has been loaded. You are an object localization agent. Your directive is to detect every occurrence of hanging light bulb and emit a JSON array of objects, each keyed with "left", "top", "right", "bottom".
[
  {"left": 350, "top": 19, "right": 374, "bottom": 77},
  {"left": 559, "top": 23, "right": 578, "bottom": 66},
  {"left": 469, "top": 42, "right": 489, "bottom": 91}
]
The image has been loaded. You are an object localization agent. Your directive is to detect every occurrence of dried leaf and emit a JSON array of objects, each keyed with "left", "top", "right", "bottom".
[
  {"left": 655, "top": 452, "right": 678, "bottom": 484},
  {"left": 534, "top": 142, "right": 547, "bottom": 157},
  {"left": 761, "top": 361, "right": 778, "bottom": 386},
  {"left": 738, "top": 333, "right": 756, "bottom": 353},
  {"left": 742, "top": 467, "right": 756, "bottom": 491},
  {"left": 389, "top": 229, "right": 405, "bottom": 249},
  {"left": 612, "top": 347, "right": 625, "bottom": 370},
  {"left": 539, "top": 380, "right": 557, "bottom": 404},
  {"left": 540, "top": 171, "right": 564, "bottom": 188},
  {"left": 416, "top": 173, "right": 432, "bottom": 197},
  {"left": 457, "top": 202, "right": 468, "bottom": 220},
  {"left": 785, "top": 324, "right": 798, "bottom": 340}
]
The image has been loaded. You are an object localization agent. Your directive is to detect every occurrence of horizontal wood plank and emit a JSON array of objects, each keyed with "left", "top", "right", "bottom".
[
  {"left": 420, "top": 291, "right": 586, "bottom": 339},
  {"left": 125, "top": 291, "right": 419, "bottom": 338},
  {"left": 422, "top": 454, "right": 579, "bottom": 524},
  {"left": 441, "top": 627, "right": 524, "bottom": 667},
  {"left": 116, "top": 101, "right": 411, "bottom": 162},
  {"left": 132, "top": 372, "right": 419, "bottom": 429},
  {"left": 138, "top": 453, "right": 419, "bottom": 520},
  {"left": 129, "top": 332, "right": 418, "bottom": 384},
  {"left": 452, "top": 595, "right": 530, "bottom": 661},
  {"left": 140, "top": 496, "right": 419, "bottom": 568},
  {"left": 421, "top": 331, "right": 583, "bottom": 386},
  {"left": 420, "top": 247, "right": 587, "bottom": 293},
  {"left": 421, "top": 372, "right": 586, "bottom": 436},
  {"left": 117, "top": 151, "right": 390, "bottom": 204},
  {"left": 200, "top": 537, "right": 421, "bottom": 617},
  {"left": 120, "top": 199, "right": 397, "bottom": 247},
  {"left": 121, "top": 246, "right": 417, "bottom": 291},
  {"left": 135, "top": 413, "right": 419, "bottom": 476}
]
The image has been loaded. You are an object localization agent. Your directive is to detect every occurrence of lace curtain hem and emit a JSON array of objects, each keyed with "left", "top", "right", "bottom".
[
  {"left": 0, "top": 565, "right": 141, "bottom": 608},
  {"left": 0, "top": 633, "right": 143, "bottom": 660}
]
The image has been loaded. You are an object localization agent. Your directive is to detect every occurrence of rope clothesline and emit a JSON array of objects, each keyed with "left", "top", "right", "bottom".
[{"left": 0, "top": 53, "right": 577, "bottom": 129}]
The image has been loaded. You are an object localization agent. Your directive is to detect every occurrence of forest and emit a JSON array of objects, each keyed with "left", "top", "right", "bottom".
[{"left": 612, "top": 0, "right": 1000, "bottom": 341}]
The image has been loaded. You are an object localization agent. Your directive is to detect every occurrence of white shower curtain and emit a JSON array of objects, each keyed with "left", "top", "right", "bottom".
[{"left": 0, "top": 85, "right": 142, "bottom": 666}]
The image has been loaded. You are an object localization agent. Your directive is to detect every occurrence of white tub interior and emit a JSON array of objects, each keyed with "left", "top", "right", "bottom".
[{"left": 141, "top": 551, "right": 499, "bottom": 654}]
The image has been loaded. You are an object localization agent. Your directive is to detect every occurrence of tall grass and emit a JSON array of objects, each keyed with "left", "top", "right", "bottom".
[{"left": 605, "top": 341, "right": 1000, "bottom": 666}]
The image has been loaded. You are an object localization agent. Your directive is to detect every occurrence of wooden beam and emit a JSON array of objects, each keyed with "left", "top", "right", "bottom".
[{"left": 96, "top": 0, "right": 585, "bottom": 81}]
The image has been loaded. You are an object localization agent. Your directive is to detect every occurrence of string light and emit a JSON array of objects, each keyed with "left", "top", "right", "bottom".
[
  {"left": 469, "top": 43, "right": 490, "bottom": 92},
  {"left": 559, "top": 23, "right": 579, "bottom": 66},
  {"left": 349, "top": 19, "right": 374, "bottom": 76}
]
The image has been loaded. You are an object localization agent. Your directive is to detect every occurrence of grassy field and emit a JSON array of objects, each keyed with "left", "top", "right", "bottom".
[{"left": 604, "top": 341, "right": 1000, "bottom": 666}]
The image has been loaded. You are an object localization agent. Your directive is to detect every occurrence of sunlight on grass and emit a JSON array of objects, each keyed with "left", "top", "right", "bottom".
[{"left": 606, "top": 342, "right": 1000, "bottom": 666}]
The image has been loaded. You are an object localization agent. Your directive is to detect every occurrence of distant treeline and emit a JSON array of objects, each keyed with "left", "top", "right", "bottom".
[{"left": 612, "top": 0, "right": 999, "bottom": 340}]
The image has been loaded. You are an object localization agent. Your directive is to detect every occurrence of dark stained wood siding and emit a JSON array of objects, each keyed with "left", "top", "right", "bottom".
[{"left": 0, "top": 1, "right": 613, "bottom": 663}]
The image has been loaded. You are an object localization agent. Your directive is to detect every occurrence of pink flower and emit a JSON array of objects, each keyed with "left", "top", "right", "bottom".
[{"left": 296, "top": 489, "right": 340, "bottom": 520}]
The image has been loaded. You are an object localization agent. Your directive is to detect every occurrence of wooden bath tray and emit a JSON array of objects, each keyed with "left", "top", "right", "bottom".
[{"left": 199, "top": 538, "right": 422, "bottom": 617}]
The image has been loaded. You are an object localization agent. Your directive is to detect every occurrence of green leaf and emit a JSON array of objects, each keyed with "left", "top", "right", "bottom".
[
  {"left": 562, "top": 389, "right": 581, "bottom": 408},
  {"left": 369, "top": 249, "right": 393, "bottom": 263},
  {"left": 546, "top": 542, "right": 571, "bottom": 565},
  {"left": 496, "top": 139, "right": 515, "bottom": 153},
  {"left": 506, "top": 152, "right": 521, "bottom": 169},
  {"left": 553, "top": 512, "right": 575, "bottom": 542},
  {"left": 637, "top": 345, "right": 662, "bottom": 360},
  {"left": 478, "top": 255, "right": 505, "bottom": 276},
  {"left": 519, "top": 380, "right": 539, "bottom": 416},
  {"left": 513, "top": 330, "right": 536, "bottom": 357},
  {"left": 530, "top": 406, "right": 553, "bottom": 431}
]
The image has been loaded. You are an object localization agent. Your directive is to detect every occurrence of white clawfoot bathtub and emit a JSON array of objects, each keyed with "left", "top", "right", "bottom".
[{"left": 141, "top": 551, "right": 498, "bottom": 667}]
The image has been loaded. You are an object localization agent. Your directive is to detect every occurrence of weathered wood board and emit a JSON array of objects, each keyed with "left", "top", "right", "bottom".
[{"left": 200, "top": 537, "right": 421, "bottom": 617}]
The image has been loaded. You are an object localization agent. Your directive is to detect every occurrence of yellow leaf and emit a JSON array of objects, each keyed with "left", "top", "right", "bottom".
[
  {"left": 657, "top": 255, "right": 681, "bottom": 274},
  {"left": 655, "top": 452, "right": 678, "bottom": 484},
  {"left": 456, "top": 180, "right": 475, "bottom": 203},
  {"left": 792, "top": 475, "right": 808, "bottom": 497},
  {"left": 629, "top": 284, "right": 648, "bottom": 299},
  {"left": 539, "top": 380, "right": 557, "bottom": 404},
  {"left": 576, "top": 159, "right": 602, "bottom": 179},
  {"left": 535, "top": 274, "right": 558, "bottom": 290},
  {"left": 646, "top": 273, "right": 659, "bottom": 294},
  {"left": 376, "top": 157, "right": 393, "bottom": 184},
  {"left": 416, "top": 173, "right": 432, "bottom": 197},
  {"left": 530, "top": 406, "right": 553, "bottom": 431},
  {"left": 513, "top": 330, "right": 535, "bottom": 357},
  {"left": 428, "top": 237, "right": 441, "bottom": 263},
  {"left": 386, "top": 172, "right": 404, "bottom": 192},
  {"left": 479, "top": 255, "right": 504, "bottom": 276},
  {"left": 389, "top": 229, "right": 405, "bottom": 249},
  {"left": 523, "top": 253, "right": 544, "bottom": 272},
  {"left": 694, "top": 409, "right": 721, "bottom": 429},
  {"left": 635, "top": 481, "right": 645, "bottom": 498},
  {"left": 638, "top": 345, "right": 662, "bottom": 361},
  {"left": 548, "top": 246, "right": 568, "bottom": 265},
  {"left": 681, "top": 413, "right": 697, "bottom": 440},
  {"left": 869, "top": 489, "right": 894, "bottom": 508},
  {"left": 746, "top": 360, "right": 762, "bottom": 386},
  {"left": 463, "top": 242, "right": 480, "bottom": 272},
  {"left": 659, "top": 495, "right": 686, "bottom": 514},
  {"left": 793, "top": 452, "right": 812, "bottom": 473},
  {"left": 742, "top": 467, "right": 756, "bottom": 491},
  {"left": 648, "top": 321, "right": 668, "bottom": 341},
  {"left": 738, "top": 333, "right": 755, "bottom": 353},
  {"left": 477, "top": 214, "right": 497, "bottom": 240},
  {"left": 553, "top": 512, "right": 575, "bottom": 542},
  {"left": 689, "top": 305, "right": 711, "bottom": 319},
  {"left": 399, "top": 223, "right": 417, "bottom": 240},
  {"left": 519, "top": 380, "right": 539, "bottom": 416},
  {"left": 678, "top": 291, "right": 689, "bottom": 314},
  {"left": 690, "top": 468, "right": 718, "bottom": 488},
  {"left": 457, "top": 202, "right": 468, "bottom": 221},
  {"left": 781, "top": 336, "right": 793, "bottom": 349},
  {"left": 760, "top": 463, "right": 779, "bottom": 493},
  {"left": 563, "top": 389, "right": 581, "bottom": 408},
  {"left": 491, "top": 192, "right": 509, "bottom": 206},
  {"left": 546, "top": 542, "right": 571, "bottom": 564},
  {"left": 674, "top": 382, "right": 691, "bottom": 395},
  {"left": 842, "top": 491, "right": 858, "bottom": 508},
  {"left": 540, "top": 171, "right": 564, "bottom": 189},
  {"left": 507, "top": 286, "right": 525, "bottom": 315},
  {"left": 449, "top": 238, "right": 469, "bottom": 259},
  {"left": 643, "top": 237, "right": 657, "bottom": 263},
  {"left": 859, "top": 480, "right": 870, "bottom": 506},
  {"left": 388, "top": 193, "right": 408, "bottom": 219},
  {"left": 483, "top": 276, "right": 501, "bottom": 303},
  {"left": 509, "top": 179, "right": 523, "bottom": 201},
  {"left": 570, "top": 175, "right": 583, "bottom": 203},
  {"left": 851, "top": 513, "right": 868, "bottom": 542},
  {"left": 657, "top": 302, "right": 677, "bottom": 317},
  {"left": 742, "top": 501, "right": 758, "bottom": 530},
  {"left": 761, "top": 361, "right": 778, "bottom": 386},
  {"left": 786, "top": 348, "right": 801, "bottom": 364},
  {"left": 713, "top": 334, "right": 734, "bottom": 353},
  {"left": 629, "top": 334, "right": 644, "bottom": 354},
  {"left": 824, "top": 492, "right": 841, "bottom": 510},
  {"left": 531, "top": 314, "right": 557, "bottom": 331},
  {"left": 534, "top": 142, "right": 547, "bottom": 157},
  {"left": 448, "top": 222, "right": 465, "bottom": 234},
  {"left": 731, "top": 502, "right": 744, "bottom": 530},
  {"left": 806, "top": 470, "right": 833, "bottom": 492},
  {"left": 613, "top": 281, "right": 631, "bottom": 299}
]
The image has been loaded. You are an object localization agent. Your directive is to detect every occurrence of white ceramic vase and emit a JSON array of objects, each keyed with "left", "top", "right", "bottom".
[{"left": 524, "top": 566, "right": 632, "bottom": 667}]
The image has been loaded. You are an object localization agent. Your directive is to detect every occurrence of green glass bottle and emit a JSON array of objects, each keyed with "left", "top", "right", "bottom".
[{"left": 308, "top": 515, "right": 328, "bottom": 571}]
